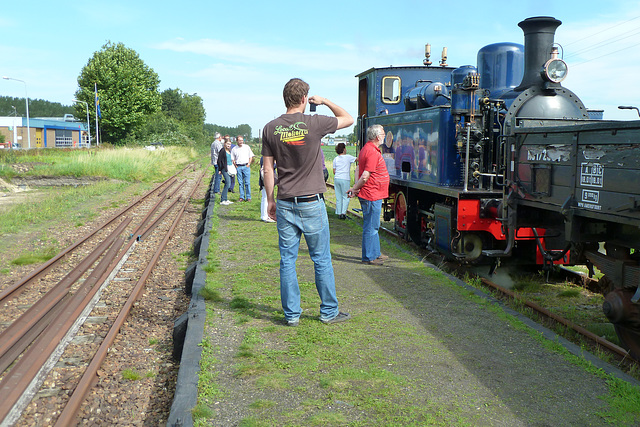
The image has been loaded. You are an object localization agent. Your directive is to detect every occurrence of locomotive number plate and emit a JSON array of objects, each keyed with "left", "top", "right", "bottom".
[
  {"left": 580, "top": 162, "right": 604, "bottom": 187},
  {"left": 578, "top": 189, "right": 602, "bottom": 211}
]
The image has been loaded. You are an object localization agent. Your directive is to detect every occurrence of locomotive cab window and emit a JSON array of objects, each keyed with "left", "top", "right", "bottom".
[{"left": 382, "top": 76, "right": 401, "bottom": 104}]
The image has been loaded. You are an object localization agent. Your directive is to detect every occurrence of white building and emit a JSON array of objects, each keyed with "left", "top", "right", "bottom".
[{"left": 321, "top": 135, "right": 348, "bottom": 146}]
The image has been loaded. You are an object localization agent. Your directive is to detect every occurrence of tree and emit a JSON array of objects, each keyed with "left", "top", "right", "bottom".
[
  {"left": 160, "top": 89, "right": 183, "bottom": 121},
  {"left": 180, "top": 92, "right": 206, "bottom": 127},
  {"left": 0, "top": 96, "right": 73, "bottom": 118},
  {"left": 161, "top": 88, "right": 205, "bottom": 126},
  {"left": 75, "top": 42, "right": 162, "bottom": 145},
  {"left": 203, "top": 123, "right": 253, "bottom": 140}
]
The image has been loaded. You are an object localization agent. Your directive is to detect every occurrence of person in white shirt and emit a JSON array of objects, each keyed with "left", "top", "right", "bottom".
[
  {"left": 259, "top": 156, "right": 276, "bottom": 222},
  {"left": 231, "top": 136, "right": 255, "bottom": 202},
  {"left": 332, "top": 143, "right": 357, "bottom": 219}
]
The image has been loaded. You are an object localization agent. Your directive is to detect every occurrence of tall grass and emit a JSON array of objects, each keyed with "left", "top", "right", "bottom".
[
  {"left": 0, "top": 146, "right": 199, "bottom": 182},
  {"left": 0, "top": 146, "right": 202, "bottom": 237}
]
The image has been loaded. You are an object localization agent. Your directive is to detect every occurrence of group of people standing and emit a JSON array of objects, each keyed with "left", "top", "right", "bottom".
[
  {"left": 260, "top": 77, "right": 391, "bottom": 328},
  {"left": 211, "top": 133, "right": 255, "bottom": 205},
  {"left": 211, "top": 78, "right": 390, "bottom": 327}
]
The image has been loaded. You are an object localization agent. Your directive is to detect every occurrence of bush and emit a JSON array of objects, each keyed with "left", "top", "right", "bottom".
[{"left": 124, "top": 111, "right": 206, "bottom": 147}]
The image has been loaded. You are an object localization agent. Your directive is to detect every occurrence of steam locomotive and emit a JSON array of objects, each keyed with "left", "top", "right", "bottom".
[{"left": 355, "top": 16, "right": 640, "bottom": 358}]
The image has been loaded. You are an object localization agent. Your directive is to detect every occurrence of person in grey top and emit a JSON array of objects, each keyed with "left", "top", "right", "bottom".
[{"left": 211, "top": 132, "right": 223, "bottom": 193}]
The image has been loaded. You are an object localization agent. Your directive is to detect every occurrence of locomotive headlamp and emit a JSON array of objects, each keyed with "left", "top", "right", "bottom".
[{"left": 542, "top": 57, "right": 568, "bottom": 83}]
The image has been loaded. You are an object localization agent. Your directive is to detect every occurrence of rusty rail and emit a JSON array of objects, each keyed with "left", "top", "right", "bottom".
[{"left": 54, "top": 170, "right": 206, "bottom": 426}]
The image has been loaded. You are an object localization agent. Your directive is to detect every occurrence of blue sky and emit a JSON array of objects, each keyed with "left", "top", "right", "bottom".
[{"left": 2, "top": 1, "right": 640, "bottom": 137}]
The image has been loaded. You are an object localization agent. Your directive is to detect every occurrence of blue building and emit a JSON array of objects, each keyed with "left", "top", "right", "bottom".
[{"left": 0, "top": 116, "right": 89, "bottom": 149}]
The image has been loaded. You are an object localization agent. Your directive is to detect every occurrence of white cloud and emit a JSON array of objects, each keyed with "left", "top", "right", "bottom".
[{"left": 154, "top": 38, "right": 370, "bottom": 72}]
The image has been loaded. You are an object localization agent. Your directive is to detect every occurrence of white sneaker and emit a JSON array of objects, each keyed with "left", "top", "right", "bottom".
[
  {"left": 220, "top": 200, "right": 232, "bottom": 205},
  {"left": 262, "top": 217, "right": 276, "bottom": 223}
]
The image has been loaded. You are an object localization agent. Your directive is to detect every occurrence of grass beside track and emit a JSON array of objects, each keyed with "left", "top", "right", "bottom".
[
  {"left": 0, "top": 146, "right": 203, "bottom": 264},
  {"left": 196, "top": 170, "right": 640, "bottom": 426},
  {"left": 0, "top": 145, "right": 198, "bottom": 181}
]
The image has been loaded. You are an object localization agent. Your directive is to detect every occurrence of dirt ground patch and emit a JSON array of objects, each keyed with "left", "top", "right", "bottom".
[
  {"left": 0, "top": 175, "right": 115, "bottom": 209},
  {"left": 8, "top": 175, "right": 110, "bottom": 188}
]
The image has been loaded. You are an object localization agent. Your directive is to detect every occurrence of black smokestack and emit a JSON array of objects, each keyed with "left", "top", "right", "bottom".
[{"left": 515, "top": 16, "right": 562, "bottom": 91}]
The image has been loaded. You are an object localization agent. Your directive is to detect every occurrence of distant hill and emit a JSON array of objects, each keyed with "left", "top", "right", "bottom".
[{"left": 0, "top": 96, "right": 75, "bottom": 118}]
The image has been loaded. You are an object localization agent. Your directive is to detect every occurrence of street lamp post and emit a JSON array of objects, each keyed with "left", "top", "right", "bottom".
[
  {"left": 2, "top": 76, "right": 30, "bottom": 149},
  {"left": 73, "top": 99, "right": 91, "bottom": 148}
]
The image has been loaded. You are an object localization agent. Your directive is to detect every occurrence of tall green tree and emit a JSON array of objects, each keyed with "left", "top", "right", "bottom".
[
  {"left": 75, "top": 42, "right": 162, "bottom": 145},
  {"left": 204, "top": 123, "right": 253, "bottom": 140},
  {"left": 161, "top": 88, "right": 205, "bottom": 126},
  {"left": 179, "top": 92, "right": 206, "bottom": 126}
]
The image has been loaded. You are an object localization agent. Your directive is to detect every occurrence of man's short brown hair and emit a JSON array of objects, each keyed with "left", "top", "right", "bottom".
[{"left": 283, "top": 78, "right": 310, "bottom": 109}]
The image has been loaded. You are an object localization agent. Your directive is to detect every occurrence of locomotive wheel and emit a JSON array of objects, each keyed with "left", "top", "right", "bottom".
[
  {"left": 394, "top": 191, "right": 408, "bottom": 240},
  {"left": 602, "top": 285, "right": 640, "bottom": 360},
  {"left": 614, "top": 325, "right": 640, "bottom": 360},
  {"left": 456, "top": 233, "right": 483, "bottom": 261}
]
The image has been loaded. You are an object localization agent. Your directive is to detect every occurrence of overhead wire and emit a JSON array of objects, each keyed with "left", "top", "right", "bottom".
[
  {"left": 571, "top": 40, "right": 640, "bottom": 67},
  {"left": 565, "top": 27, "right": 640, "bottom": 60},
  {"left": 562, "top": 15, "right": 640, "bottom": 67},
  {"left": 563, "top": 15, "right": 640, "bottom": 47}
]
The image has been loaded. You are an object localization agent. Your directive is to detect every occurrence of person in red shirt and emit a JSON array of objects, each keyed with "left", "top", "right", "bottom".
[{"left": 348, "top": 124, "right": 391, "bottom": 265}]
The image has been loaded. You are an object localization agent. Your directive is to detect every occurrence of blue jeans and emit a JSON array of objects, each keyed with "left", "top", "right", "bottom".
[
  {"left": 237, "top": 165, "right": 251, "bottom": 200},
  {"left": 359, "top": 198, "right": 382, "bottom": 262},
  {"left": 276, "top": 198, "right": 339, "bottom": 321},
  {"left": 334, "top": 178, "right": 350, "bottom": 215},
  {"left": 220, "top": 170, "right": 230, "bottom": 201},
  {"left": 213, "top": 165, "right": 222, "bottom": 193}
]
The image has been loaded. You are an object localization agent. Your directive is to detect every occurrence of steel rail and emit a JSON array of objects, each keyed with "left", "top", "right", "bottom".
[
  {"left": 54, "top": 169, "right": 206, "bottom": 426},
  {"left": 138, "top": 196, "right": 182, "bottom": 242},
  {"left": 167, "top": 179, "right": 187, "bottom": 199},
  {"left": 0, "top": 233, "right": 127, "bottom": 424},
  {"left": 0, "top": 218, "right": 131, "bottom": 373},
  {"left": 326, "top": 181, "right": 634, "bottom": 362},
  {"left": 478, "top": 277, "right": 631, "bottom": 360},
  {"left": 0, "top": 168, "right": 186, "bottom": 304},
  {"left": 0, "top": 163, "right": 199, "bottom": 425}
]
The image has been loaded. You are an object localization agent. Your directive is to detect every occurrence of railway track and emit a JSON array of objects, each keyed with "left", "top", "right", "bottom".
[
  {"left": 0, "top": 163, "right": 206, "bottom": 426},
  {"left": 325, "top": 182, "right": 639, "bottom": 372}
]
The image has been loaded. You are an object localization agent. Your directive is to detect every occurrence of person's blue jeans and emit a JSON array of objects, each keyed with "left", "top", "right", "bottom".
[
  {"left": 213, "top": 165, "right": 222, "bottom": 193},
  {"left": 220, "top": 170, "right": 230, "bottom": 202},
  {"left": 334, "top": 178, "right": 350, "bottom": 215},
  {"left": 276, "top": 198, "right": 339, "bottom": 321},
  {"left": 359, "top": 198, "right": 382, "bottom": 262},
  {"left": 237, "top": 165, "right": 251, "bottom": 200}
]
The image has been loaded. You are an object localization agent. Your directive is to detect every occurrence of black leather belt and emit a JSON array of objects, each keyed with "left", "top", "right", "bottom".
[
  {"left": 281, "top": 194, "right": 323, "bottom": 203},
  {"left": 236, "top": 163, "right": 247, "bottom": 166}
]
